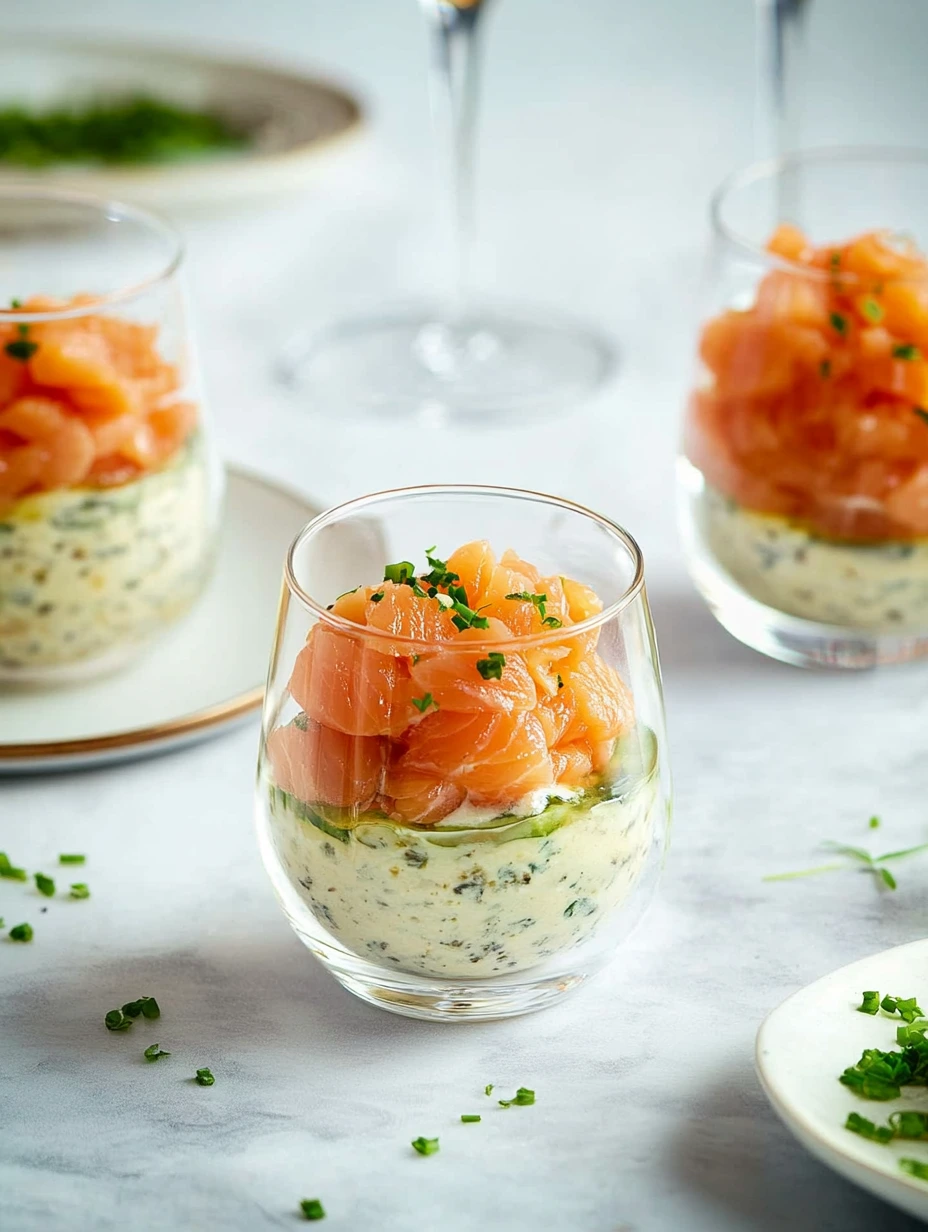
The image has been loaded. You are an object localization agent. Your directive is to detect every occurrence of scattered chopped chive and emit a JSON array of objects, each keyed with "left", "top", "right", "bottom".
[
  {"left": 762, "top": 862, "right": 846, "bottom": 882},
  {"left": 881, "top": 995, "right": 924, "bottom": 1023},
  {"left": 891, "top": 1111, "right": 928, "bottom": 1140},
  {"left": 423, "top": 549, "right": 460, "bottom": 590},
  {"left": 461, "top": 1114, "right": 481, "bottom": 1123},
  {"left": 411, "top": 1136, "right": 439, "bottom": 1156},
  {"left": 383, "top": 561, "right": 416, "bottom": 585},
  {"left": 0, "top": 853, "right": 27, "bottom": 881},
  {"left": 498, "top": 1087, "right": 535, "bottom": 1108},
  {"left": 556, "top": 674, "right": 564, "bottom": 689},
  {"left": 862, "top": 298, "right": 884, "bottom": 323},
  {"left": 69, "top": 883, "right": 90, "bottom": 899},
  {"left": 505, "top": 590, "right": 559, "bottom": 624},
  {"left": 9, "top": 922, "right": 32, "bottom": 942},
  {"left": 869, "top": 816, "right": 881, "bottom": 830},
  {"left": 411, "top": 654, "right": 420, "bottom": 665},
  {"left": 858, "top": 990, "right": 881, "bottom": 1015},
  {"left": 369, "top": 591, "right": 384, "bottom": 604},
  {"left": 893, "top": 343, "right": 920, "bottom": 361},
  {"left": 4, "top": 338, "right": 37, "bottom": 362},
  {"left": 450, "top": 596, "right": 489, "bottom": 631},
  {"left": 845, "top": 1111, "right": 894, "bottom": 1144},
  {"left": 881, "top": 867, "right": 898, "bottom": 890},
  {"left": 300, "top": 1198, "right": 326, "bottom": 1220},
  {"left": 10, "top": 297, "right": 20, "bottom": 308},
  {"left": 195, "top": 1067, "right": 215, "bottom": 1086},
  {"left": 819, "top": 359, "right": 832, "bottom": 379},
  {"left": 144, "top": 1043, "right": 170, "bottom": 1062},
  {"left": 914, "top": 407, "right": 928, "bottom": 427},
  {"left": 484, "top": 1084, "right": 494, "bottom": 1096},
  {"left": 541, "top": 616, "right": 563, "bottom": 628},
  {"left": 900, "top": 1158, "right": 928, "bottom": 1181},
  {"left": 34, "top": 873, "right": 55, "bottom": 897},
  {"left": 475, "top": 652, "right": 505, "bottom": 681},
  {"left": 122, "top": 996, "right": 160, "bottom": 1020},
  {"left": 411, "top": 693, "right": 438, "bottom": 714},
  {"left": 105, "top": 1009, "right": 133, "bottom": 1031},
  {"left": 58, "top": 853, "right": 86, "bottom": 865},
  {"left": 830, "top": 251, "right": 841, "bottom": 269},
  {"left": 830, "top": 311, "right": 848, "bottom": 335}
]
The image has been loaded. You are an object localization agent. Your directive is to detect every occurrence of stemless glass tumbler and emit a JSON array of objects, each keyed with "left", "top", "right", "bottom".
[
  {"left": 680, "top": 148, "right": 928, "bottom": 669},
  {"left": 0, "top": 188, "right": 222, "bottom": 684},
  {"left": 256, "top": 485, "right": 671, "bottom": 1021}
]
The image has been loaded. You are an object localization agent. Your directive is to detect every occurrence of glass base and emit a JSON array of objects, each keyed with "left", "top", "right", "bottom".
[
  {"left": 290, "top": 917, "right": 597, "bottom": 1023},
  {"left": 278, "top": 303, "right": 616, "bottom": 420},
  {"left": 677, "top": 459, "right": 928, "bottom": 669}
]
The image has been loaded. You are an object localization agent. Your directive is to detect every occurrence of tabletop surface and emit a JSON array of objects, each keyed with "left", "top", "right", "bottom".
[{"left": 4, "top": 1, "right": 928, "bottom": 1229}]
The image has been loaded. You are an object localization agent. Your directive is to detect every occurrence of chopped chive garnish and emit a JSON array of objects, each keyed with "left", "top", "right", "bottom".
[
  {"left": 10, "top": 297, "right": 21, "bottom": 308},
  {"left": 423, "top": 548, "right": 460, "bottom": 590},
  {"left": 411, "top": 1136, "right": 439, "bottom": 1156},
  {"left": 475, "top": 652, "right": 505, "bottom": 681},
  {"left": 0, "top": 853, "right": 27, "bottom": 881},
  {"left": 383, "top": 561, "right": 416, "bottom": 585},
  {"left": 195, "top": 1067, "right": 215, "bottom": 1086},
  {"left": 858, "top": 990, "right": 881, "bottom": 1015},
  {"left": 144, "top": 1044, "right": 170, "bottom": 1062},
  {"left": 505, "top": 590, "right": 560, "bottom": 625},
  {"left": 891, "top": 1111, "right": 928, "bottom": 1139},
  {"left": 300, "top": 1198, "right": 326, "bottom": 1220},
  {"left": 105, "top": 1009, "right": 133, "bottom": 1031},
  {"left": 411, "top": 693, "right": 438, "bottom": 714},
  {"left": 556, "top": 674, "right": 564, "bottom": 689},
  {"left": 900, "top": 1158, "right": 928, "bottom": 1181},
  {"left": 846, "top": 1111, "right": 894, "bottom": 1143},
  {"left": 893, "top": 343, "right": 920, "bottom": 361},
  {"left": 830, "top": 311, "right": 848, "bottom": 335},
  {"left": 411, "top": 654, "right": 420, "bottom": 665},
  {"left": 9, "top": 922, "right": 33, "bottom": 942},
  {"left": 58, "top": 853, "right": 85, "bottom": 865},
  {"left": 69, "top": 883, "right": 90, "bottom": 899},
  {"left": 869, "top": 816, "right": 881, "bottom": 829},
  {"left": 881, "top": 995, "right": 924, "bottom": 1023},
  {"left": 369, "top": 591, "right": 384, "bottom": 603},
  {"left": 541, "top": 616, "right": 562, "bottom": 628},
  {"left": 4, "top": 338, "right": 37, "bottom": 362},
  {"left": 498, "top": 1087, "right": 535, "bottom": 1107},
  {"left": 830, "top": 251, "right": 841, "bottom": 269},
  {"left": 819, "top": 359, "right": 831, "bottom": 379},
  {"left": 122, "top": 996, "right": 160, "bottom": 1020},
  {"left": 484, "top": 1084, "right": 494, "bottom": 1096},
  {"left": 862, "top": 298, "right": 884, "bottom": 323},
  {"left": 461, "top": 1114, "right": 481, "bottom": 1123},
  {"left": 915, "top": 407, "right": 928, "bottom": 426},
  {"left": 34, "top": 872, "right": 55, "bottom": 897}
]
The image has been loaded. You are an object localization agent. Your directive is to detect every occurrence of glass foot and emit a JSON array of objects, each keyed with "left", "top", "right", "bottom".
[{"left": 278, "top": 303, "right": 616, "bottom": 420}]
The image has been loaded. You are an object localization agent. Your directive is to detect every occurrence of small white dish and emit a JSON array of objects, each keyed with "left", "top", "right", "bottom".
[
  {"left": 757, "top": 938, "right": 928, "bottom": 1224},
  {"left": 0, "top": 467, "right": 319, "bottom": 773},
  {"left": 0, "top": 35, "right": 363, "bottom": 210}
]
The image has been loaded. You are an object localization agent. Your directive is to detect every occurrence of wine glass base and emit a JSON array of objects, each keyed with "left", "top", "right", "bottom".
[{"left": 278, "top": 303, "right": 616, "bottom": 420}]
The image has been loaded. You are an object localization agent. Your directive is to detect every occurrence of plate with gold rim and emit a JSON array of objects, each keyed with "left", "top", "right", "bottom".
[
  {"left": 0, "top": 466, "right": 320, "bottom": 773},
  {"left": 757, "top": 938, "right": 928, "bottom": 1224}
]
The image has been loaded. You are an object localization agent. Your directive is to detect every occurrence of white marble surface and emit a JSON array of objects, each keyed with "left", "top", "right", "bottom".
[{"left": 4, "top": 1, "right": 928, "bottom": 1228}]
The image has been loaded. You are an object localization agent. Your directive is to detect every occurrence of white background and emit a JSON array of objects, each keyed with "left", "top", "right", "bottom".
[{"left": 3, "top": 2, "right": 928, "bottom": 1229}]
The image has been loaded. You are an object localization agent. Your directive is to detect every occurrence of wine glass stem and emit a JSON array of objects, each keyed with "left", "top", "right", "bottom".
[
  {"left": 755, "top": 0, "right": 810, "bottom": 214},
  {"left": 422, "top": 1, "right": 488, "bottom": 321}
]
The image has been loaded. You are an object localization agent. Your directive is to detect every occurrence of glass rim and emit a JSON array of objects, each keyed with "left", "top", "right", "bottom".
[
  {"left": 0, "top": 184, "right": 184, "bottom": 322},
  {"left": 710, "top": 145, "right": 928, "bottom": 286},
  {"left": 284, "top": 483, "right": 646, "bottom": 651}
]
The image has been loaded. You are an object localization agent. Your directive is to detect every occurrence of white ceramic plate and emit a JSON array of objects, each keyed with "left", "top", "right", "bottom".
[
  {"left": 757, "top": 938, "right": 928, "bottom": 1224},
  {"left": 0, "top": 467, "right": 319, "bottom": 773},
  {"left": 0, "top": 35, "right": 363, "bottom": 210}
]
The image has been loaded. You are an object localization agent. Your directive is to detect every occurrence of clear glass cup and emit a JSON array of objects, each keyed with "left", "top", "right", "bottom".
[
  {"left": 679, "top": 148, "right": 928, "bottom": 669},
  {"left": 0, "top": 188, "right": 222, "bottom": 684},
  {"left": 278, "top": 0, "right": 614, "bottom": 421},
  {"left": 255, "top": 485, "right": 671, "bottom": 1021}
]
